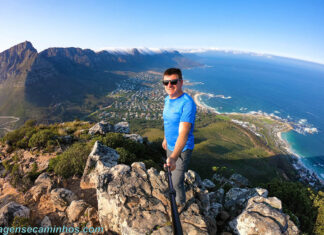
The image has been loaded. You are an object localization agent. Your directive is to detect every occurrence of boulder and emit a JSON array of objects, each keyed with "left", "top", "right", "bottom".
[
  {"left": 185, "top": 170, "right": 202, "bottom": 188},
  {"left": 123, "top": 134, "right": 144, "bottom": 144},
  {"left": 229, "top": 174, "right": 249, "bottom": 187},
  {"left": 212, "top": 173, "right": 227, "bottom": 185},
  {"left": 27, "top": 172, "right": 55, "bottom": 201},
  {"left": 88, "top": 121, "right": 114, "bottom": 135},
  {"left": 0, "top": 202, "right": 30, "bottom": 226},
  {"left": 114, "top": 122, "right": 130, "bottom": 134},
  {"left": 202, "top": 179, "right": 216, "bottom": 189},
  {"left": 66, "top": 200, "right": 90, "bottom": 222},
  {"left": 50, "top": 188, "right": 78, "bottom": 211},
  {"left": 209, "top": 188, "right": 225, "bottom": 204},
  {"left": 224, "top": 188, "right": 268, "bottom": 216},
  {"left": 96, "top": 162, "right": 216, "bottom": 235},
  {"left": 81, "top": 141, "right": 119, "bottom": 188},
  {"left": 229, "top": 196, "right": 299, "bottom": 234}
]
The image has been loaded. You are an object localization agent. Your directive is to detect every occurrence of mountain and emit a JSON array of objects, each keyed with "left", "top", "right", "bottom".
[{"left": 0, "top": 42, "right": 200, "bottom": 124}]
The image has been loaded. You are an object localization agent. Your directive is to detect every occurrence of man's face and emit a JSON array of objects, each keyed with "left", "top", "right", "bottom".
[{"left": 163, "top": 74, "right": 183, "bottom": 99}]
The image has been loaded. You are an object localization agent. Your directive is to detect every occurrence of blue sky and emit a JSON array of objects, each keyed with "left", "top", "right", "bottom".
[{"left": 1, "top": 0, "right": 324, "bottom": 64}]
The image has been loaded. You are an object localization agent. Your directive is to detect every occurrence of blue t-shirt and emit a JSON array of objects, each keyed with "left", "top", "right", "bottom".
[{"left": 163, "top": 93, "right": 196, "bottom": 151}]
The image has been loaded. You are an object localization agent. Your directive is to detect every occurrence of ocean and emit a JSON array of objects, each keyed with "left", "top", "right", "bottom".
[{"left": 183, "top": 52, "right": 324, "bottom": 180}]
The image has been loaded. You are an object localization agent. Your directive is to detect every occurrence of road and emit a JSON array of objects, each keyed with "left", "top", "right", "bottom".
[{"left": 0, "top": 116, "right": 20, "bottom": 132}]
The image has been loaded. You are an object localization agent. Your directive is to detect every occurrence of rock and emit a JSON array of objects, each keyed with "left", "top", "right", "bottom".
[
  {"left": 224, "top": 188, "right": 268, "bottom": 216},
  {"left": 209, "top": 188, "right": 225, "bottom": 204},
  {"left": 185, "top": 170, "right": 202, "bottom": 188},
  {"left": 96, "top": 163, "right": 216, "bottom": 234},
  {"left": 219, "top": 210, "right": 231, "bottom": 222},
  {"left": 66, "top": 200, "right": 89, "bottom": 222},
  {"left": 114, "top": 122, "right": 130, "bottom": 134},
  {"left": 41, "top": 215, "right": 51, "bottom": 227},
  {"left": 229, "top": 196, "right": 299, "bottom": 235},
  {"left": 0, "top": 202, "right": 30, "bottom": 226},
  {"left": 50, "top": 188, "right": 78, "bottom": 211},
  {"left": 27, "top": 172, "right": 55, "bottom": 201},
  {"left": 88, "top": 121, "right": 114, "bottom": 135},
  {"left": 123, "top": 134, "right": 144, "bottom": 143},
  {"left": 229, "top": 174, "right": 249, "bottom": 187},
  {"left": 212, "top": 173, "right": 227, "bottom": 185},
  {"left": 210, "top": 202, "right": 222, "bottom": 217},
  {"left": 35, "top": 173, "right": 54, "bottom": 189},
  {"left": 81, "top": 141, "right": 119, "bottom": 188},
  {"left": 202, "top": 179, "right": 216, "bottom": 189}
]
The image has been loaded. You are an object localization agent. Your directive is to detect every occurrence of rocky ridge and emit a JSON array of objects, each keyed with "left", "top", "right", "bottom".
[{"left": 0, "top": 121, "right": 299, "bottom": 234}]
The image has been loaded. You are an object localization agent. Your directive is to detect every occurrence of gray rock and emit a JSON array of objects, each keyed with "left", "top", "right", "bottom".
[
  {"left": 40, "top": 215, "right": 51, "bottom": 227},
  {"left": 185, "top": 170, "right": 202, "bottom": 188},
  {"left": 229, "top": 196, "right": 299, "bottom": 235},
  {"left": 81, "top": 141, "right": 119, "bottom": 187},
  {"left": 209, "top": 187, "right": 225, "bottom": 204},
  {"left": 224, "top": 188, "right": 267, "bottom": 216},
  {"left": 114, "top": 122, "right": 130, "bottom": 134},
  {"left": 212, "top": 173, "right": 227, "bottom": 185},
  {"left": 202, "top": 179, "right": 216, "bottom": 189},
  {"left": 27, "top": 173, "right": 55, "bottom": 201},
  {"left": 50, "top": 188, "right": 78, "bottom": 211},
  {"left": 96, "top": 163, "right": 216, "bottom": 235},
  {"left": 229, "top": 173, "right": 249, "bottom": 187},
  {"left": 66, "top": 200, "right": 89, "bottom": 222},
  {"left": 88, "top": 121, "right": 114, "bottom": 135},
  {"left": 0, "top": 202, "right": 30, "bottom": 226},
  {"left": 123, "top": 134, "right": 143, "bottom": 143}
]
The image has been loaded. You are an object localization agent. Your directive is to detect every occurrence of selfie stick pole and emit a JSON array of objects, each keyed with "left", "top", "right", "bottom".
[{"left": 167, "top": 166, "right": 183, "bottom": 235}]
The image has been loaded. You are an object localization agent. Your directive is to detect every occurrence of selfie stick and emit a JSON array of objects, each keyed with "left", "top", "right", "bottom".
[{"left": 166, "top": 165, "right": 184, "bottom": 235}]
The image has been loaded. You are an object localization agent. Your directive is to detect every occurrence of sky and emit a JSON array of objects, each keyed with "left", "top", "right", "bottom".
[{"left": 1, "top": 0, "right": 324, "bottom": 64}]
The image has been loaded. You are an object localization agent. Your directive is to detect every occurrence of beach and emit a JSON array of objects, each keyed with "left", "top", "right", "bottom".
[{"left": 192, "top": 91, "right": 323, "bottom": 188}]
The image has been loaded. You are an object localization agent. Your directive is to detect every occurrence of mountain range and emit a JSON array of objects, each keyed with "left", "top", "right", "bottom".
[{"left": 0, "top": 41, "right": 199, "bottom": 124}]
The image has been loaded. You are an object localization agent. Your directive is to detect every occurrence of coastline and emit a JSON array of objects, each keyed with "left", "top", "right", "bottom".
[{"left": 192, "top": 91, "right": 324, "bottom": 188}]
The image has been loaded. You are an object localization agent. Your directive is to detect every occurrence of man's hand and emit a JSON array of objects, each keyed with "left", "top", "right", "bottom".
[
  {"left": 164, "top": 157, "right": 177, "bottom": 171},
  {"left": 162, "top": 138, "right": 167, "bottom": 150}
]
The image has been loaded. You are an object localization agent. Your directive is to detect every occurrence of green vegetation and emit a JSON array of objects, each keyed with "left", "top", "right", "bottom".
[
  {"left": 1, "top": 119, "right": 92, "bottom": 152},
  {"left": 262, "top": 179, "right": 324, "bottom": 235},
  {"left": 11, "top": 216, "right": 31, "bottom": 228},
  {"left": 48, "top": 142, "right": 92, "bottom": 178}
]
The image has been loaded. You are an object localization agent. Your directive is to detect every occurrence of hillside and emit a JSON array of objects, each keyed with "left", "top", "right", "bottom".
[
  {"left": 0, "top": 42, "right": 200, "bottom": 128},
  {"left": 0, "top": 119, "right": 323, "bottom": 234}
]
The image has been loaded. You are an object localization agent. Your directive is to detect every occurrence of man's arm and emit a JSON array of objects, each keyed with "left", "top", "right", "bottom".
[
  {"left": 162, "top": 136, "right": 167, "bottom": 150},
  {"left": 166, "top": 122, "right": 191, "bottom": 171}
]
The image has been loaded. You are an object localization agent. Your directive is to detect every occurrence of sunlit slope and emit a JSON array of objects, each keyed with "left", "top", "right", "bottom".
[{"left": 141, "top": 115, "right": 295, "bottom": 184}]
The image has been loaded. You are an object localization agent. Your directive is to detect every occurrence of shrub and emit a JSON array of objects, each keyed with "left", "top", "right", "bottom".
[
  {"left": 116, "top": 147, "right": 136, "bottom": 165},
  {"left": 262, "top": 179, "right": 319, "bottom": 234},
  {"left": 11, "top": 216, "right": 31, "bottom": 229},
  {"left": 49, "top": 142, "right": 91, "bottom": 178},
  {"left": 28, "top": 130, "right": 56, "bottom": 148}
]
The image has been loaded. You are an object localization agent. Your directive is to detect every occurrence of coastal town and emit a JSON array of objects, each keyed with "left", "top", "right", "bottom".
[{"left": 95, "top": 72, "right": 209, "bottom": 122}]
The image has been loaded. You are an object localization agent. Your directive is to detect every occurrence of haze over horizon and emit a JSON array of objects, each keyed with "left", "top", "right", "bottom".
[{"left": 1, "top": 0, "right": 324, "bottom": 64}]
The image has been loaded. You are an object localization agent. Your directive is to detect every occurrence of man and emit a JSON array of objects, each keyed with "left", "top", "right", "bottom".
[{"left": 162, "top": 68, "right": 196, "bottom": 206}]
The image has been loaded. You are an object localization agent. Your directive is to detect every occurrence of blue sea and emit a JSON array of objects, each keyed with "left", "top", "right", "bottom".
[{"left": 183, "top": 52, "right": 324, "bottom": 180}]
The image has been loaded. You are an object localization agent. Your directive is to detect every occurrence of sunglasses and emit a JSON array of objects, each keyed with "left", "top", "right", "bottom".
[{"left": 162, "top": 79, "right": 180, "bottom": 86}]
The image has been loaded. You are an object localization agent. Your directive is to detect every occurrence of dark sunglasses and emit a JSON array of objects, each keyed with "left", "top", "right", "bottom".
[{"left": 162, "top": 79, "right": 180, "bottom": 86}]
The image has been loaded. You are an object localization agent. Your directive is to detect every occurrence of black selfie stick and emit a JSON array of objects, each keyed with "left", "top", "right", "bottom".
[{"left": 166, "top": 165, "right": 184, "bottom": 235}]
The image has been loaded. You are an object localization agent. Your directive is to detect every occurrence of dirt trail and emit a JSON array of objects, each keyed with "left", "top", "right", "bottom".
[{"left": 0, "top": 116, "right": 20, "bottom": 132}]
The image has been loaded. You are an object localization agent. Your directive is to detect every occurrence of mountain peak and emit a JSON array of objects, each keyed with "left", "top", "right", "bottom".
[{"left": 6, "top": 41, "right": 37, "bottom": 54}]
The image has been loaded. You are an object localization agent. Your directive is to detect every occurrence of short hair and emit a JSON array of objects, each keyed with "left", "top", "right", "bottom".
[{"left": 163, "top": 68, "right": 182, "bottom": 80}]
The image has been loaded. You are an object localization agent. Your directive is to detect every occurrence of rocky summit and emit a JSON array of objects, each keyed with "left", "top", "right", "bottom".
[{"left": 0, "top": 121, "right": 300, "bottom": 234}]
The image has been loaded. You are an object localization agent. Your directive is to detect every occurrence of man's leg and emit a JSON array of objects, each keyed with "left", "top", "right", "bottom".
[{"left": 167, "top": 148, "right": 192, "bottom": 205}]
